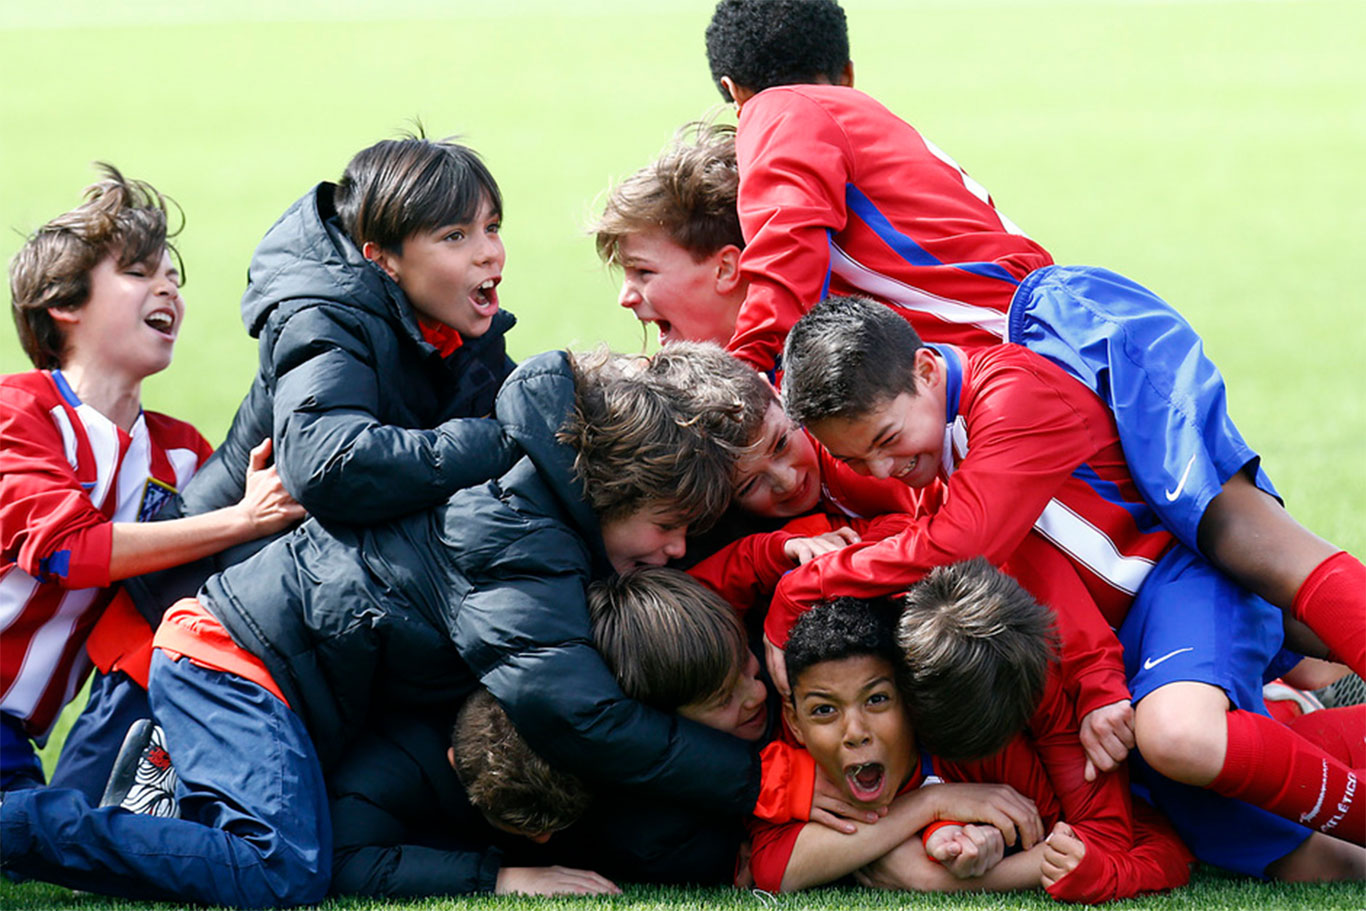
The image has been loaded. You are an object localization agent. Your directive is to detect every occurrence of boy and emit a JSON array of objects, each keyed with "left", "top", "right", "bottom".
[
  {"left": 2, "top": 166, "right": 301, "bottom": 799},
  {"left": 773, "top": 296, "right": 1364, "bottom": 873},
  {"left": 751, "top": 592, "right": 1192, "bottom": 900},
  {"left": 0, "top": 348, "right": 783, "bottom": 907},
  {"left": 593, "top": 121, "right": 746, "bottom": 348},
  {"left": 703, "top": 0, "right": 1362, "bottom": 680},
  {"left": 122, "top": 135, "right": 520, "bottom": 622},
  {"left": 328, "top": 688, "right": 618, "bottom": 897}
]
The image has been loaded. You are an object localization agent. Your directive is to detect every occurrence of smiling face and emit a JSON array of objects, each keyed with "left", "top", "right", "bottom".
[
  {"left": 787, "top": 654, "right": 915, "bottom": 810},
  {"left": 55, "top": 248, "right": 183, "bottom": 382},
  {"left": 599, "top": 503, "right": 689, "bottom": 574},
  {"left": 679, "top": 650, "right": 770, "bottom": 742},
  {"left": 616, "top": 229, "right": 743, "bottom": 345},
  {"left": 366, "top": 194, "right": 504, "bottom": 339},
  {"left": 734, "top": 401, "right": 822, "bottom": 517},
  {"left": 804, "top": 351, "right": 947, "bottom": 487}
]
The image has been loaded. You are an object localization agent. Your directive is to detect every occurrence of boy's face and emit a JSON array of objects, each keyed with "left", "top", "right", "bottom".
[
  {"left": 369, "top": 194, "right": 504, "bottom": 339},
  {"left": 786, "top": 654, "right": 914, "bottom": 810},
  {"left": 600, "top": 503, "right": 688, "bottom": 574},
  {"left": 679, "top": 650, "right": 769, "bottom": 742},
  {"left": 616, "top": 229, "right": 742, "bottom": 345},
  {"left": 56, "top": 249, "right": 182, "bottom": 381},
  {"left": 734, "top": 400, "right": 822, "bottom": 517},
  {"left": 804, "top": 350, "right": 948, "bottom": 488}
]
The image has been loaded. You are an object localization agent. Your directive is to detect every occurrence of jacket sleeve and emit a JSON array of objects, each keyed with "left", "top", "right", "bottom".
[
  {"left": 449, "top": 527, "right": 762, "bottom": 816},
  {"left": 728, "top": 91, "right": 855, "bottom": 373},
  {"left": 270, "top": 304, "right": 514, "bottom": 523},
  {"left": 0, "top": 381, "right": 113, "bottom": 587},
  {"left": 766, "top": 355, "right": 1105, "bottom": 646}
]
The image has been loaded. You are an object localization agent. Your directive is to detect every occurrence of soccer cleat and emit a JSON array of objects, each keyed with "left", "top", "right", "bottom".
[
  {"left": 1315, "top": 673, "right": 1366, "bottom": 709},
  {"left": 100, "top": 719, "right": 180, "bottom": 818},
  {"left": 1262, "top": 678, "right": 1325, "bottom": 724}
]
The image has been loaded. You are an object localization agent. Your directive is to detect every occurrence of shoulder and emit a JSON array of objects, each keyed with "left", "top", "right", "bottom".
[
  {"left": 1, "top": 370, "right": 58, "bottom": 405},
  {"left": 141, "top": 411, "right": 214, "bottom": 458}
]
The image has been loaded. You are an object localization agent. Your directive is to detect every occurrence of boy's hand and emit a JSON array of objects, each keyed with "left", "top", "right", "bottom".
[
  {"left": 926, "top": 823, "right": 1005, "bottom": 879},
  {"left": 1040, "top": 821, "right": 1086, "bottom": 888},
  {"left": 811, "top": 763, "right": 887, "bottom": 833},
  {"left": 855, "top": 834, "right": 957, "bottom": 892},
  {"left": 495, "top": 866, "right": 621, "bottom": 896},
  {"left": 1078, "top": 699, "right": 1134, "bottom": 781},
  {"left": 764, "top": 635, "right": 790, "bottom": 700},
  {"left": 239, "top": 439, "right": 306, "bottom": 535},
  {"left": 782, "top": 527, "right": 861, "bottom": 565},
  {"left": 929, "top": 782, "right": 1043, "bottom": 850}
]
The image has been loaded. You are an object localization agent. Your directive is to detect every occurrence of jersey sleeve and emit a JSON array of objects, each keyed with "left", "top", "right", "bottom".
[
  {"left": 0, "top": 380, "right": 113, "bottom": 588},
  {"left": 766, "top": 352, "right": 1107, "bottom": 646},
  {"left": 687, "top": 529, "right": 800, "bottom": 616},
  {"left": 746, "top": 815, "right": 806, "bottom": 894},
  {"left": 270, "top": 305, "right": 515, "bottom": 524},
  {"left": 728, "top": 91, "right": 856, "bottom": 373},
  {"left": 1045, "top": 800, "right": 1193, "bottom": 903}
]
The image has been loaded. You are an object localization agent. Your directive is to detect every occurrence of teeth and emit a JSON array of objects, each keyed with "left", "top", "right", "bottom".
[
  {"left": 146, "top": 313, "right": 173, "bottom": 330},
  {"left": 480, "top": 279, "right": 495, "bottom": 289}
]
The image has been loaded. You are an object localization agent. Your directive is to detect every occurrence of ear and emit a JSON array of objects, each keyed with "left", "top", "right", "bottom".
[
  {"left": 713, "top": 244, "right": 744, "bottom": 294},
  {"left": 915, "top": 346, "right": 943, "bottom": 391},
  {"left": 362, "top": 241, "right": 400, "bottom": 282},
  {"left": 446, "top": 746, "right": 457, "bottom": 770},
  {"left": 47, "top": 307, "right": 81, "bottom": 325},
  {"left": 782, "top": 698, "right": 806, "bottom": 747},
  {"left": 838, "top": 61, "right": 855, "bottom": 88},
  {"left": 720, "top": 76, "right": 757, "bottom": 111}
]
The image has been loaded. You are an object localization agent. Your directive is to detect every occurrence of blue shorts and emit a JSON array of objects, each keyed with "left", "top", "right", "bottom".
[
  {"left": 1008, "top": 265, "right": 1278, "bottom": 553},
  {"left": 1118, "top": 544, "right": 1309, "bottom": 874}
]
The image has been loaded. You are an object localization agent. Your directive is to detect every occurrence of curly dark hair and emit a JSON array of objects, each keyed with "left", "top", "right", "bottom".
[
  {"left": 784, "top": 596, "right": 899, "bottom": 693},
  {"left": 705, "top": 0, "right": 850, "bottom": 102}
]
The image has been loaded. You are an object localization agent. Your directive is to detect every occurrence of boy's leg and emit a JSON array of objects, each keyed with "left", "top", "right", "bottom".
[
  {"left": 0, "top": 651, "right": 330, "bottom": 907},
  {"left": 1009, "top": 265, "right": 1363, "bottom": 677},
  {"left": 46, "top": 671, "right": 151, "bottom": 804},
  {"left": 1124, "top": 547, "right": 1364, "bottom": 845}
]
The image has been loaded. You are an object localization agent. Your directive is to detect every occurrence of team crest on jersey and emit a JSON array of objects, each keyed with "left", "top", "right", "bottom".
[{"left": 139, "top": 478, "right": 178, "bottom": 522}]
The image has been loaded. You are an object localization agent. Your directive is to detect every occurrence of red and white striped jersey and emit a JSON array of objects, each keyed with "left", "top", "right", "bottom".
[
  {"left": 767, "top": 344, "right": 1174, "bottom": 647},
  {"left": 728, "top": 84, "right": 1053, "bottom": 373},
  {"left": 0, "top": 370, "right": 211, "bottom": 738}
]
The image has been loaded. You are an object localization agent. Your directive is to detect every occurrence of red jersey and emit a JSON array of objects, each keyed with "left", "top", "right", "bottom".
[
  {"left": 0, "top": 370, "right": 211, "bottom": 737},
  {"left": 768, "top": 344, "right": 1175, "bottom": 647},
  {"left": 729, "top": 84, "right": 1053, "bottom": 373}
]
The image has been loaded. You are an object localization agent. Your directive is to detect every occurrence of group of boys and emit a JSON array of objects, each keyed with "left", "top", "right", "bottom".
[{"left": 1, "top": 0, "right": 1362, "bottom": 906}]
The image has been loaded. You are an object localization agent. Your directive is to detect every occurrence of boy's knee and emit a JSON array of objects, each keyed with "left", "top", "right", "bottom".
[{"left": 1133, "top": 685, "right": 1228, "bottom": 785}]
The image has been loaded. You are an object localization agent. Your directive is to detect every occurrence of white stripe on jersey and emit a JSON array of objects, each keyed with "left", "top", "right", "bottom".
[
  {"left": 77, "top": 401, "right": 121, "bottom": 512},
  {"left": 0, "top": 569, "right": 40, "bottom": 634},
  {"left": 829, "top": 244, "right": 1009, "bottom": 339},
  {"left": 47, "top": 405, "right": 79, "bottom": 467},
  {"left": 167, "top": 447, "right": 200, "bottom": 489},
  {"left": 113, "top": 415, "right": 151, "bottom": 522},
  {"left": 1032, "top": 499, "right": 1156, "bottom": 596},
  {"left": 920, "top": 138, "right": 1030, "bottom": 239},
  {"left": 2, "top": 585, "right": 97, "bottom": 723}
]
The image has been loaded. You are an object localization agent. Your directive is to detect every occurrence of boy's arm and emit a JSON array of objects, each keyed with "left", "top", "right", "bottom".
[
  {"left": 1043, "top": 806, "right": 1193, "bottom": 904},
  {"left": 767, "top": 355, "right": 1106, "bottom": 646},
  {"left": 858, "top": 837, "right": 1046, "bottom": 894},
  {"left": 727, "top": 91, "right": 855, "bottom": 372},
  {"left": 270, "top": 306, "right": 515, "bottom": 523}
]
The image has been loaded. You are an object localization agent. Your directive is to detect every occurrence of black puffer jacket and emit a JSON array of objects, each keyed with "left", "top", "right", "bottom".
[
  {"left": 206, "top": 352, "right": 762, "bottom": 814},
  {"left": 127, "top": 183, "right": 516, "bottom": 618}
]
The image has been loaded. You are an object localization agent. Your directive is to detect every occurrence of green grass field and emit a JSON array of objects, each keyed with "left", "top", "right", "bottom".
[{"left": 2, "top": 1, "right": 1363, "bottom": 907}]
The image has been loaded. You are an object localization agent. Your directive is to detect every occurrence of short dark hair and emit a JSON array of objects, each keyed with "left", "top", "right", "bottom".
[
  {"left": 333, "top": 135, "right": 502, "bottom": 253},
  {"left": 896, "top": 558, "right": 1059, "bottom": 761},
  {"left": 593, "top": 120, "right": 742, "bottom": 267},
  {"left": 705, "top": 0, "right": 850, "bottom": 102},
  {"left": 560, "top": 347, "right": 737, "bottom": 530},
  {"left": 451, "top": 688, "right": 591, "bottom": 836},
  {"left": 781, "top": 295, "right": 923, "bottom": 427},
  {"left": 784, "top": 596, "right": 899, "bottom": 694},
  {"left": 10, "top": 163, "right": 181, "bottom": 369},
  {"left": 588, "top": 567, "right": 749, "bottom": 712}
]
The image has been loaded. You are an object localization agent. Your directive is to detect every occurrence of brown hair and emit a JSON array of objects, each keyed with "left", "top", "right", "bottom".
[
  {"left": 10, "top": 163, "right": 181, "bottom": 369},
  {"left": 592, "top": 120, "right": 741, "bottom": 268},
  {"left": 896, "top": 558, "right": 1059, "bottom": 761},
  {"left": 645, "top": 341, "right": 774, "bottom": 465},
  {"left": 333, "top": 135, "right": 501, "bottom": 253},
  {"left": 451, "top": 688, "right": 591, "bottom": 835},
  {"left": 559, "top": 347, "right": 738, "bottom": 530},
  {"left": 588, "top": 567, "right": 749, "bottom": 712}
]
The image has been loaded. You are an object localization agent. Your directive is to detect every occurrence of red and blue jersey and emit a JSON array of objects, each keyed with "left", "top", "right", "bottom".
[
  {"left": 0, "top": 370, "right": 211, "bottom": 737},
  {"left": 728, "top": 84, "right": 1053, "bottom": 373},
  {"left": 768, "top": 344, "right": 1175, "bottom": 647}
]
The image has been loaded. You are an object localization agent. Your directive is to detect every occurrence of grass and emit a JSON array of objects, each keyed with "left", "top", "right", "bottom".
[{"left": 2, "top": 0, "right": 1363, "bottom": 907}]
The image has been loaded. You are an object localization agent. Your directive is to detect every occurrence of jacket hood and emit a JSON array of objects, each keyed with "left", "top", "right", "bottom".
[
  {"left": 494, "top": 351, "right": 612, "bottom": 573},
  {"left": 240, "top": 182, "right": 414, "bottom": 340}
]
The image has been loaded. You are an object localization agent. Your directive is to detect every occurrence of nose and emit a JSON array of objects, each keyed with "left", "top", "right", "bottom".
[
  {"left": 478, "top": 231, "right": 504, "bottom": 266},
  {"left": 741, "top": 677, "right": 767, "bottom": 713},
  {"left": 662, "top": 527, "right": 687, "bottom": 560},
  {"left": 770, "top": 461, "right": 797, "bottom": 496},
  {"left": 618, "top": 278, "right": 642, "bottom": 310},
  {"left": 528, "top": 831, "right": 552, "bottom": 845}
]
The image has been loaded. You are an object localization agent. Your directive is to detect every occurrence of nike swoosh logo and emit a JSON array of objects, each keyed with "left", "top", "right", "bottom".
[
  {"left": 1143, "top": 647, "right": 1194, "bottom": 671},
  {"left": 1165, "top": 454, "right": 1199, "bottom": 502}
]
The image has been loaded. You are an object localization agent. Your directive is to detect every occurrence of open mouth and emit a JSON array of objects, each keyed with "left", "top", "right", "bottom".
[
  {"left": 144, "top": 310, "right": 176, "bottom": 336},
  {"left": 470, "top": 277, "right": 500, "bottom": 313},
  {"left": 651, "top": 319, "right": 674, "bottom": 342},
  {"left": 895, "top": 456, "right": 918, "bottom": 479},
  {"left": 737, "top": 703, "right": 767, "bottom": 738},
  {"left": 844, "top": 761, "right": 886, "bottom": 803}
]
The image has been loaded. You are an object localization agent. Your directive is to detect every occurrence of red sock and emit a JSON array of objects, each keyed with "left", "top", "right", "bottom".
[
  {"left": 1291, "top": 551, "right": 1365, "bottom": 677},
  {"left": 1211, "top": 709, "right": 1364, "bottom": 844},
  {"left": 1287, "top": 706, "right": 1366, "bottom": 767}
]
